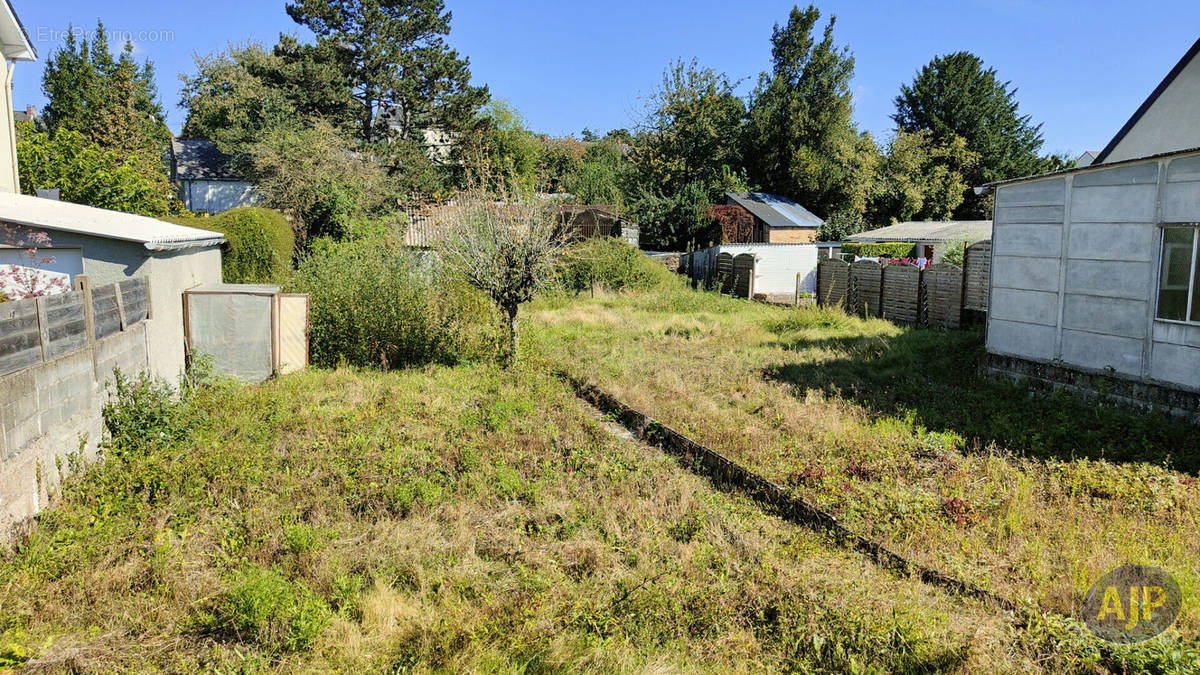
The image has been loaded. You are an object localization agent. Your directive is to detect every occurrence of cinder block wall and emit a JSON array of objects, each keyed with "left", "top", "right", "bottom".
[{"left": 0, "top": 315, "right": 149, "bottom": 535}]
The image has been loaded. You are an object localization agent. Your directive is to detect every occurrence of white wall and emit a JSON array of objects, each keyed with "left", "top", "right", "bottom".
[
  {"left": 988, "top": 152, "right": 1200, "bottom": 392},
  {"left": 182, "top": 180, "right": 262, "bottom": 214},
  {"left": 688, "top": 243, "right": 821, "bottom": 295},
  {"left": 1103, "top": 51, "right": 1200, "bottom": 163},
  {"left": 145, "top": 247, "right": 223, "bottom": 380},
  {"left": 0, "top": 56, "right": 16, "bottom": 193}
]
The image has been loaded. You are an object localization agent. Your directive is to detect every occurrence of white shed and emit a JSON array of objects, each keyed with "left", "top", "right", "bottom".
[{"left": 982, "top": 149, "right": 1200, "bottom": 416}]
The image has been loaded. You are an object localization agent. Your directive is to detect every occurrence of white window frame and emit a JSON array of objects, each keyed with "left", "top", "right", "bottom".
[{"left": 1155, "top": 224, "right": 1200, "bottom": 326}]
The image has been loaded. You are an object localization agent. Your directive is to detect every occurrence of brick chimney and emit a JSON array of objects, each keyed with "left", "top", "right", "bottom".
[{"left": 24, "top": 105, "right": 35, "bottom": 118}]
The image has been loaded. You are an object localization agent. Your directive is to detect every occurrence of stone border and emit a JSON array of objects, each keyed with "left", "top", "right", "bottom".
[{"left": 561, "top": 374, "right": 1017, "bottom": 612}]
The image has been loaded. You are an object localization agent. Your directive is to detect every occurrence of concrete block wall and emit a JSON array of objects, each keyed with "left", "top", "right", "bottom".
[
  {"left": 0, "top": 318, "right": 149, "bottom": 534},
  {"left": 988, "top": 151, "right": 1200, "bottom": 396}
]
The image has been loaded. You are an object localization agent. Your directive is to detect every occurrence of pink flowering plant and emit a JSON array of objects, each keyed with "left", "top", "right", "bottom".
[{"left": 0, "top": 225, "right": 71, "bottom": 300}]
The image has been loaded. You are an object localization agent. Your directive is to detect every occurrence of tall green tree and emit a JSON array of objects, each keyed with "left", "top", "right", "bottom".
[
  {"left": 37, "top": 22, "right": 177, "bottom": 212},
  {"left": 179, "top": 44, "right": 307, "bottom": 151},
  {"left": 627, "top": 59, "right": 747, "bottom": 249},
  {"left": 867, "top": 130, "right": 979, "bottom": 225},
  {"left": 631, "top": 59, "right": 745, "bottom": 199},
  {"left": 744, "top": 5, "right": 876, "bottom": 221},
  {"left": 42, "top": 23, "right": 169, "bottom": 154},
  {"left": 283, "top": 0, "right": 489, "bottom": 148},
  {"left": 892, "top": 52, "right": 1050, "bottom": 218}
]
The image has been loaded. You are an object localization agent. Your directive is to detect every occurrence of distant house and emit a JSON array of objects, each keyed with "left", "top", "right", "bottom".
[
  {"left": 1075, "top": 150, "right": 1100, "bottom": 168},
  {"left": 725, "top": 192, "right": 824, "bottom": 244},
  {"left": 845, "top": 220, "right": 992, "bottom": 263},
  {"left": 170, "top": 139, "right": 261, "bottom": 214},
  {"left": 13, "top": 104, "right": 40, "bottom": 129},
  {"left": 1091, "top": 37, "right": 1200, "bottom": 165}
]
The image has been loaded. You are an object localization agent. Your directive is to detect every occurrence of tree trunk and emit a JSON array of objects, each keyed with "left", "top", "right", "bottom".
[{"left": 504, "top": 304, "right": 519, "bottom": 368}]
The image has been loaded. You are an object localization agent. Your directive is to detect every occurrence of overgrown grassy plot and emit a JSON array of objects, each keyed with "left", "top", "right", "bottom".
[
  {"left": 528, "top": 281, "right": 1200, "bottom": 659},
  {"left": 2, "top": 366, "right": 1057, "bottom": 672}
]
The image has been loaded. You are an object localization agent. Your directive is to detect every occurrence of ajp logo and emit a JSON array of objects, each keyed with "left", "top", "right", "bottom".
[{"left": 1082, "top": 565, "right": 1181, "bottom": 644}]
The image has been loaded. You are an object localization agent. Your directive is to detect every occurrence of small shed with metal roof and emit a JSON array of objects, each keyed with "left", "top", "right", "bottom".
[
  {"left": 0, "top": 191, "right": 225, "bottom": 379},
  {"left": 725, "top": 192, "right": 825, "bottom": 244}
]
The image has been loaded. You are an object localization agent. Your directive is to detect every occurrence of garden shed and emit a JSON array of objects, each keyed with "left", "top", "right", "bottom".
[
  {"left": 982, "top": 148, "right": 1200, "bottom": 417},
  {"left": 0, "top": 192, "right": 223, "bottom": 380}
]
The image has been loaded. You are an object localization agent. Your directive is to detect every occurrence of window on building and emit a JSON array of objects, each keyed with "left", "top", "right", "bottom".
[{"left": 1157, "top": 226, "right": 1200, "bottom": 322}]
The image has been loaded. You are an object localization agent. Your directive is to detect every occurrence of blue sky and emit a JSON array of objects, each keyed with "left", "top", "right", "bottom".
[{"left": 10, "top": 1, "right": 1200, "bottom": 158}]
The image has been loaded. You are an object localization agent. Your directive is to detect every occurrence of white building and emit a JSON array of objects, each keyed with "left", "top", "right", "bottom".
[
  {"left": 981, "top": 36, "right": 1200, "bottom": 415},
  {"left": 171, "top": 139, "right": 262, "bottom": 214},
  {"left": 1091, "top": 37, "right": 1200, "bottom": 165}
]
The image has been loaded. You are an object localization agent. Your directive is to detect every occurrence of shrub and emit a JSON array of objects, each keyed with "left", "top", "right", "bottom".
[
  {"left": 288, "top": 236, "right": 497, "bottom": 368},
  {"left": 102, "top": 370, "right": 193, "bottom": 458},
  {"left": 168, "top": 207, "right": 294, "bottom": 284},
  {"left": 841, "top": 241, "right": 915, "bottom": 259},
  {"left": 557, "top": 237, "right": 671, "bottom": 293},
  {"left": 939, "top": 236, "right": 971, "bottom": 267},
  {"left": 213, "top": 567, "right": 330, "bottom": 651}
]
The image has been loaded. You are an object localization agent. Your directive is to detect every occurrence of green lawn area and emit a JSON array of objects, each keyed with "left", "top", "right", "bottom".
[
  {"left": 527, "top": 281, "right": 1200, "bottom": 645},
  {"left": 2, "top": 279, "right": 1198, "bottom": 672},
  {"left": 0, "top": 366, "right": 1068, "bottom": 672}
]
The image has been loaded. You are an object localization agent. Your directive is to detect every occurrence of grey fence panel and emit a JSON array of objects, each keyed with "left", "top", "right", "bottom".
[
  {"left": 92, "top": 284, "right": 122, "bottom": 340},
  {"left": 715, "top": 252, "right": 734, "bottom": 295},
  {"left": 119, "top": 277, "right": 148, "bottom": 325},
  {"left": 816, "top": 259, "right": 850, "bottom": 307},
  {"left": 850, "top": 260, "right": 884, "bottom": 317},
  {"left": 41, "top": 291, "right": 87, "bottom": 359},
  {"left": 0, "top": 298, "right": 42, "bottom": 376},
  {"left": 732, "top": 253, "right": 755, "bottom": 299},
  {"left": 962, "top": 240, "right": 991, "bottom": 312},
  {"left": 923, "top": 263, "right": 963, "bottom": 329},
  {"left": 880, "top": 263, "right": 920, "bottom": 324}
]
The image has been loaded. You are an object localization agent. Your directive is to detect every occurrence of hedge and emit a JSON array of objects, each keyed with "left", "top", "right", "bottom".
[
  {"left": 168, "top": 207, "right": 295, "bottom": 284},
  {"left": 841, "top": 241, "right": 915, "bottom": 259}
]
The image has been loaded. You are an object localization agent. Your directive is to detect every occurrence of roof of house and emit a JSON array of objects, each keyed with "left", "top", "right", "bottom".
[
  {"left": 845, "top": 220, "right": 992, "bottom": 244},
  {"left": 982, "top": 145, "right": 1200, "bottom": 190},
  {"left": 726, "top": 192, "right": 824, "bottom": 228},
  {"left": 1093, "top": 37, "right": 1200, "bottom": 165},
  {"left": 171, "top": 139, "right": 244, "bottom": 181},
  {"left": 0, "top": 0, "right": 36, "bottom": 61},
  {"left": 0, "top": 192, "right": 225, "bottom": 251}
]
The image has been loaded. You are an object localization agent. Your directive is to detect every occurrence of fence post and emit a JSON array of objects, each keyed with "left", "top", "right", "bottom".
[
  {"left": 795, "top": 272, "right": 802, "bottom": 306},
  {"left": 74, "top": 275, "right": 95, "bottom": 345},
  {"left": 34, "top": 296, "right": 50, "bottom": 362}
]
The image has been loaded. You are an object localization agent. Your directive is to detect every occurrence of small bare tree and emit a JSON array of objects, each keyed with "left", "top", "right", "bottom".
[{"left": 441, "top": 198, "right": 568, "bottom": 367}]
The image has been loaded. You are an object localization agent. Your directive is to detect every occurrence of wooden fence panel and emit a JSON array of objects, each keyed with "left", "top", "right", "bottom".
[
  {"left": 962, "top": 240, "right": 991, "bottom": 312},
  {"left": 714, "top": 252, "right": 734, "bottom": 295},
  {"left": 816, "top": 259, "right": 850, "bottom": 307},
  {"left": 41, "top": 291, "right": 87, "bottom": 359},
  {"left": 850, "top": 260, "right": 884, "bottom": 317},
  {"left": 923, "top": 263, "right": 963, "bottom": 329},
  {"left": 92, "top": 284, "right": 122, "bottom": 340},
  {"left": 732, "top": 253, "right": 755, "bottom": 299},
  {"left": 119, "top": 277, "right": 149, "bottom": 325},
  {"left": 881, "top": 263, "right": 920, "bottom": 324},
  {"left": 0, "top": 298, "right": 42, "bottom": 376}
]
